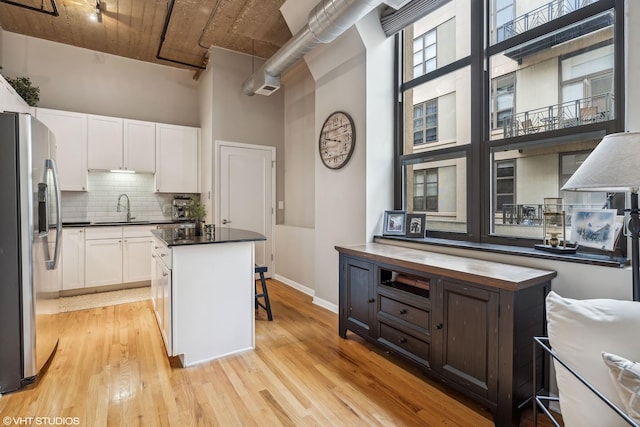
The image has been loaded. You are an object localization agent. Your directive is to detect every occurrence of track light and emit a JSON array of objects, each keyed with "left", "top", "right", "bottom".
[{"left": 94, "top": 0, "right": 102, "bottom": 23}]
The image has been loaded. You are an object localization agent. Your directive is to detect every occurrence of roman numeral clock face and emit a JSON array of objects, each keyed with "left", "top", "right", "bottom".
[{"left": 319, "top": 111, "right": 355, "bottom": 170}]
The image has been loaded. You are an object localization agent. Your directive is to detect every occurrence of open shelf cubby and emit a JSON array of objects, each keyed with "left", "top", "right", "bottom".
[{"left": 379, "top": 268, "right": 430, "bottom": 299}]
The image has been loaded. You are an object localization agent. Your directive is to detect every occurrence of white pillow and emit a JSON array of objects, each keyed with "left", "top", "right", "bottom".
[
  {"left": 546, "top": 291, "right": 640, "bottom": 427},
  {"left": 602, "top": 352, "right": 640, "bottom": 423}
]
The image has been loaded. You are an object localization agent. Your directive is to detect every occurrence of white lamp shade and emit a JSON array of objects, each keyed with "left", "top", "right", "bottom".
[{"left": 562, "top": 132, "right": 640, "bottom": 192}]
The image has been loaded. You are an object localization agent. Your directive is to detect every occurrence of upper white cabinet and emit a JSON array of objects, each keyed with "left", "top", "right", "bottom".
[
  {"left": 87, "top": 114, "right": 123, "bottom": 171},
  {"left": 36, "top": 108, "right": 89, "bottom": 191},
  {"left": 88, "top": 115, "right": 156, "bottom": 173},
  {"left": 124, "top": 119, "right": 156, "bottom": 173},
  {"left": 0, "top": 75, "right": 30, "bottom": 114},
  {"left": 155, "top": 123, "right": 199, "bottom": 193}
]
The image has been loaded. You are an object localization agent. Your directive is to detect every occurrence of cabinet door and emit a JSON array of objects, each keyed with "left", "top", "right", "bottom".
[
  {"left": 62, "top": 228, "right": 85, "bottom": 290},
  {"left": 123, "top": 237, "right": 152, "bottom": 283},
  {"left": 36, "top": 108, "right": 88, "bottom": 191},
  {"left": 88, "top": 114, "right": 124, "bottom": 171},
  {"left": 124, "top": 119, "right": 155, "bottom": 173},
  {"left": 162, "top": 262, "right": 172, "bottom": 355},
  {"left": 155, "top": 123, "right": 199, "bottom": 193},
  {"left": 339, "top": 256, "right": 375, "bottom": 338},
  {"left": 432, "top": 280, "right": 499, "bottom": 401},
  {"left": 85, "top": 238, "right": 123, "bottom": 287}
]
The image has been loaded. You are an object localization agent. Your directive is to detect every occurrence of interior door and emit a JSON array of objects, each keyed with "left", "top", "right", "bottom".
[{"left": 216, "top": 141, "right": 274, "bottom": 275}]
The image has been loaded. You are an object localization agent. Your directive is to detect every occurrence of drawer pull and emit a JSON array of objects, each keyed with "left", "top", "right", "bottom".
[
  {"left": 161, "top": 253, "right": 167, "bottom": 257},
  {"left": 368, "top": 298, "right": 375, "bottom": 303},
  {"left": 435, "top": 323, "right": 444, "bottom": 330},
  {"left": 398, "top": 337, "right": 407, "bottom": 344},
  {"left": 399, "top": 309, "right": 408, "bottom": 315}
]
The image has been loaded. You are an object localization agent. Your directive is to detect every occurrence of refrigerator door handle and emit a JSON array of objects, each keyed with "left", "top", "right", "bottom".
[{"left": 44, "top": 158, "right": 62, "bottom": 270}]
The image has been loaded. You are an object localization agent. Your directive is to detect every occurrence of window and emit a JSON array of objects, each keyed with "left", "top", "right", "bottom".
[
  {"left": 413, "top": 169, "right": 438, "bottom": 211},
  {"left": 495, "top": 160, "right": 515, "bottom": 212},
  {"left": 413, "top": 99, "right": 437, "bottom": 145},
  {"left": 396, "top": 0, "right": 622, "bottom": 245},
  {"left": 413, "top": 29, "right": 436, "bottom": 78},
  {"left": 494, "top": 0, "right": 514, "bottom": 43},
  {"left": 492, "top": 73, "right": 515, "bottom": 130}
]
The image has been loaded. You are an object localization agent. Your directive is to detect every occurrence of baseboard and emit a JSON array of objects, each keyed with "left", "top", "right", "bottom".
[
  {"left": 273, "top": 274, "right": 339, "bottom": 314},
  {"left": 312, "top": 297, "right": 339, "bottom": 314},
  {"left": 274, "top": 274, "right": 314, "bottom": 296}
]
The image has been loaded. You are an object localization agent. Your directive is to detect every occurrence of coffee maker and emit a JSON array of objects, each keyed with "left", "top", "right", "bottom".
[{"left": 172, "top": 195, "right": 191, "bottom": 221}]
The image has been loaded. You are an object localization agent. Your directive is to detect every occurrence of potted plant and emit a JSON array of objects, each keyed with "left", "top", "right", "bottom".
[
  {"left": 4, "top": 76, "right": 40, "bottom": 107},
  {"left": 186, "top": 196, "right": 207, "bottom": 236}
]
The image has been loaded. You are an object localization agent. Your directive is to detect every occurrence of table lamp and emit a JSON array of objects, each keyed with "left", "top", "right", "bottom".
[{"left": 561, "top": 132, "right": 640, "bottom": 301}]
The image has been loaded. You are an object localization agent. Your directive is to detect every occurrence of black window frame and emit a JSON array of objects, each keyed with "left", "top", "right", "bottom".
[{"left": 394, "top": 0, "right": 625, "bottom": 248}]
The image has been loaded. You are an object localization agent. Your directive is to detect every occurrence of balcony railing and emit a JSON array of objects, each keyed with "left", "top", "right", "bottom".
[
  {"left": 503, "top": 92, "right": 614, "bottom": 138},
  {"left": 501, "top": 204, "right": 544, "bottom": 225},
  {"left": 497, "top": 0, "right": 600, "bottom": 42}
]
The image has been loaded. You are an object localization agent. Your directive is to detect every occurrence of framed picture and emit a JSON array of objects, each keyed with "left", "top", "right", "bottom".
[
  {"left": 383, "top": 210, "right": 406, "bottom": 236},
  {"left": 570, "top": 209, "right": 622, "bottom": 251},
  {"left": 405, "top": 213, "right": 427, "bottom": 238}
]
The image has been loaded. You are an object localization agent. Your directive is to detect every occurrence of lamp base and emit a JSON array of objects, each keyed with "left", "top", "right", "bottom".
[{"left": 534, "top": 244, "right": 577, "bottom": 254}]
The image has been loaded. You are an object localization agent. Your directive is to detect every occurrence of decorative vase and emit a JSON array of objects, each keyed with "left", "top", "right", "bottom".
[{"left": 195, "top": 220, "right": 203, "bottom": 236}]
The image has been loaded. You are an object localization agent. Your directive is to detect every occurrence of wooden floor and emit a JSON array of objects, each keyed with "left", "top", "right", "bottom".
[{"left": 0, "top": 279, "right": 558, "bottom": 426}]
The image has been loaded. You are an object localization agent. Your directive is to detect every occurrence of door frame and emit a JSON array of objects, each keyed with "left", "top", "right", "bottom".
[{"left": 213, "top": 140, "right": 276, "bottom": 275}]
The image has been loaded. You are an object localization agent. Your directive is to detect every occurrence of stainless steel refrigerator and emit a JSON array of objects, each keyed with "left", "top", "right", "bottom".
[{"left": 0, "top": 112, "right": 62, "bottom": 393}]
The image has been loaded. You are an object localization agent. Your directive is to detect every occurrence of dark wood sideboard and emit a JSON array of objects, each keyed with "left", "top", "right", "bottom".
[{"left": 336, "top": 243, "right": 557, "bottom": 427}]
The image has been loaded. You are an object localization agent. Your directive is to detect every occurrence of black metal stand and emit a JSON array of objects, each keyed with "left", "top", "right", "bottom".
[{"left": 629, "top": 192, "right": 640, "bottom": 302}]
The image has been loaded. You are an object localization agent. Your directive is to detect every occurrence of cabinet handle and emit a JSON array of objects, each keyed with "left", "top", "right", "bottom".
[
  {"left": 398, "top": 337, "right": 407, "bottom": 344},
  {"left": 152, "top": 254, "right": 157, "bottom": 258},
  {"left": 435, "top": 323, "right": 444, "bottom": 330},
  {"left": 162, "top": 272, "right": 168, "bottom": 277},
  {"left": 368, "top": 298, "right": 375, "bottom": 303},
  {"left": 161, "top": 253, "right": 167, "bottom": 257},
  {"left": 154, "top": 246, "right": 160, "bottom": 249},
  {"left": 399, "top": 309, "right": 407, "bottom": 315}
]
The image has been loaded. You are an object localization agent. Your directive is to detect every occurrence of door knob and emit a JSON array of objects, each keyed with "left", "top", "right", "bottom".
[{"left": 222, "top": 219, "right": 232, "bottom": 224}]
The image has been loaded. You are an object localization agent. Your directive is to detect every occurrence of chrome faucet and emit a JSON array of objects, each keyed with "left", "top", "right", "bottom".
[{"left": 116, "top": 193, "right": 134, "bottom": 222}]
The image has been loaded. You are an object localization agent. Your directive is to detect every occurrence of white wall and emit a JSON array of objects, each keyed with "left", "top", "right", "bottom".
[
  {"left": 208, "top": 47, "right": 285, "bottom": 224},
  {"left": 282, "top": 60, "right": 316, "bottom": 228},
  {"left": 312, "top": 29, "right": 368, "bottom": 308},
  {"left": 1, "top": 31, "right": 199, "bottom": 126}
]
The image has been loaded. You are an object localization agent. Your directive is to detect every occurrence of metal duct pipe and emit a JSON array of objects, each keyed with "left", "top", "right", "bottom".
[{"left": 242, "top": 0, "right": 381, "bottom": 96}]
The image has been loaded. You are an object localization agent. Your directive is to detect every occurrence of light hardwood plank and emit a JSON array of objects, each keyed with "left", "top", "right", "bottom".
[{"left": 0, "top": 279, "right": 559, "bottom": 426}]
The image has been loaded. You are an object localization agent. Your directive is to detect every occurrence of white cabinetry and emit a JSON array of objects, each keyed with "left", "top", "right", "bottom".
[
  {"left": 88, "top": 115, "right": 156, "bottom": 173},
  {"left": 151, "top": 236, "right": 172, "bottom": 354},
  {"left": 155, "top": 123, "right": 199, "bottom": 193},
  {"left": 85, "top": 227, "right": 123, "bottom": 287},
  {"left": 36, "top": 108, "right": 88, "bottom": 191},
  {"left": 123, "top": 226, "right": 153, "bottom": 282},
  {"left": 83, "top": 225, "right": 153, "bottom": 288},
  {"left": 87, "top": 114, "right": 123, "bottom": 171},
  {"left": 124, "top": 119, "right": 156, "bottom": 173},
  {"left": 62, "top": 228, "right": 85, "bottom": 290},
  {"left": 0, "top": 75, "right": 29, "bottom": 113}
]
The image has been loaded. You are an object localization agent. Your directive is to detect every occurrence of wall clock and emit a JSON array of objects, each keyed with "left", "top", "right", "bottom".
[{"left": 319, "top": 111, "right": 355, "bottom": 170}]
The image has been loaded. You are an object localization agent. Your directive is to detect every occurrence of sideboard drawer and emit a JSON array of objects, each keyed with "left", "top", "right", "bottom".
[
  {"left": 379, "top": 322, "right": 429, "bottom": 365},
  {"left": 379, "top": 295, "right": 430, "bottom": 331}
]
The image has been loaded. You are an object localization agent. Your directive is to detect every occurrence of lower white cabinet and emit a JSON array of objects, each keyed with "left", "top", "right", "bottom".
[
  {"left": 62, "top": 228, "right": 85, "bottom": 290},
  {"left": 124, "top": 237, "right": 153, "bottom": 282},
  {"left": 64, "top": 225, "right": 153, "bottom": 290},
  {"left": 151, "top": 236, "right": 172, "bottom": 354},
  {"left": 85, "top": 237, "right": 123, "bottom": 287}
]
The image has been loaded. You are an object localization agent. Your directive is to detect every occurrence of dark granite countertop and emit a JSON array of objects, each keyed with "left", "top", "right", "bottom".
[{"left": 151, "top": 227, "right": 266, "bottom": 247}]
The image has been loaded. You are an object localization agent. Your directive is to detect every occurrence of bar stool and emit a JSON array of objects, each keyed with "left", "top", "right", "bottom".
[{"left": 255, "top": 265, "right": 273, "bottom": 321}]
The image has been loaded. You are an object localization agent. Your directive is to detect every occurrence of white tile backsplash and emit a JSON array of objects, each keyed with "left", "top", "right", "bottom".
[{"left": 61, "top": 171, "right": 192, "bottom": 223}]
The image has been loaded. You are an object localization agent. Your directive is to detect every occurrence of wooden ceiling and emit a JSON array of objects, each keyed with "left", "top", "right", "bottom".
[{"left": 0, "top": 0, "right": 293, "bottom": 72}]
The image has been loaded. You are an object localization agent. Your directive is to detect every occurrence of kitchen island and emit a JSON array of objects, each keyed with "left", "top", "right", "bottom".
[{"left": 151, "top": 227, "right": 266, "bottom": 367}]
